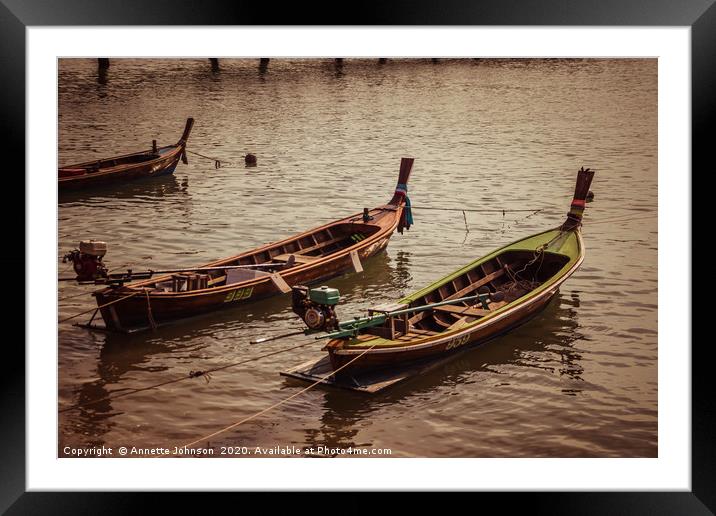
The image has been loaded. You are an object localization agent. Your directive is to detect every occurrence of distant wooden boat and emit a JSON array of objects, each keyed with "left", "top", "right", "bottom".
[
  {"left": 92, "top": 158, "right": 415, "bottom": 332},
  {"left": 320, "top": 167, "right": 595, "bottom": 376},
  {"left": 58, "top": 118, "right": 194, "bottom": 191}
]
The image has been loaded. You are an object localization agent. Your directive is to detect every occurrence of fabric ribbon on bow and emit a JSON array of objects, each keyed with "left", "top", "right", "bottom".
[{"left": 395, "top": 183, "right": 413, "bottom": 234}]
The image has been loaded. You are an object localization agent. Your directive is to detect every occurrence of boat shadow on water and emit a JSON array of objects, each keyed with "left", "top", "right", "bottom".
[
  {"left": 58, "top": 173, "right": 190, "bottom": 205},
  {"left": 291, "top": 292, "right": 586, "bottom": 453}
]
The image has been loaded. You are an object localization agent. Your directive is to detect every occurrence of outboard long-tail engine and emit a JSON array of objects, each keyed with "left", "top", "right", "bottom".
[
  {"left": 291, "top": 285, "right": 340, "bottom": 332},
  {"left": 62, "top": 240, "right": 109, "bottom": 283}
]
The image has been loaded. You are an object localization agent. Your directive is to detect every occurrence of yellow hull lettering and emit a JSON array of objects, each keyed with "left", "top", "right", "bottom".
[
  {"left": 445, "top": 334, "right": 470, "bottom": 350},
  {"left": 224, "top": 287, "right": 254, "bottom": 303}
]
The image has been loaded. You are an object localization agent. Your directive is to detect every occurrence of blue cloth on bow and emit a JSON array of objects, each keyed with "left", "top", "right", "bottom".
[{"left": 395, "top": 183, "right": 413, "bottom": 230}]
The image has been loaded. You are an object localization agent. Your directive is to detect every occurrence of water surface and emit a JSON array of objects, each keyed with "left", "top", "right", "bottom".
[{"left": 58, "top": 58, "right": 657, "bottom": 457}]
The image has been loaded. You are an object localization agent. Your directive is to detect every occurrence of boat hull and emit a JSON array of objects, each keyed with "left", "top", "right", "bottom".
[
  {"left": 58, "top": 118, "right": 193, "bottom": 191},
  {"left": 326, "top": 228, "right": 585, "bottom": 376},
  {"left": 58, "top": 146, "right": 183, "bottom": 191},
  {"left": 90, "top": 156, "right": 414, "bottom": 332},
  {"left": 95, "top": 212, "right": 397, "bottom": 331},
  {"left": 328, "top": 288, "right": 559, "bottom": 375}
]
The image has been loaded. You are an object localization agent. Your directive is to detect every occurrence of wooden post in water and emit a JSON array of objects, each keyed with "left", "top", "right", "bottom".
[
  {"left": 334, "top": 58, "right": 344, "bottom": 74},
  {"left": 378, "top": 58, "right": 387, "bottom": 64},
  {"left": 97, "top": 58, "right": 110, "bottom": 85},
  {"left": 209, "top": 58, "right": 220, "bottom": 72},
  {"left": 259, "top": 58, "right": 270, "bottom": 73}
]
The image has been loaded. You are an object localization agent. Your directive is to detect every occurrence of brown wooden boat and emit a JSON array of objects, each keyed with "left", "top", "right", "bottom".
[
  {"left": 58, "top": 118, "right": 194, "bottom": 191},
  {"left": 321, "top": 167, "right": 595, "bottom": 376},
  {"left": 92, "top": 157, "right": 415, "bottom": 332}
]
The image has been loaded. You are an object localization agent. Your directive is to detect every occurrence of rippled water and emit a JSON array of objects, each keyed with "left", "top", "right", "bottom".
[{"left": 58, "top": 58, "right": 657, "bottom": 457}]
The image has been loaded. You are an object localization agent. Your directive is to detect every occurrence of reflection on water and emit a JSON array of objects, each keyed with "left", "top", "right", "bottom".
[
  {"left": 58, "top": 58, "right": 657, "bottom": 457},
  {"left": 97, "top": 68, "right": 108, "bottom": 86},
  {"left": 61, "top": 337, "right": 177, "bottom": 451},
  {"left": 59, "top": 174, "right": 189, "bottom": 205}
]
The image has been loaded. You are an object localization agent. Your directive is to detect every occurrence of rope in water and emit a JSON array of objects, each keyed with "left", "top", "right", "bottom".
[
  {"left": 185, "top": 149, "right": 233, "bottom": 169},
  {"left": 406, "top": 205, "right": 542, "bottom": 213},
  {"left": 179, "top": 342, "right": 379, "bottom": 450},
  {"left": 58, "top": 339, "right": 316, "bottom": 413},
  {"left": 58, "top": 290, "right": 93, "bottom": 302},
  {"left": 57, "top": 291, "right": 142, "bottom": 324},
  {"left": 585, "top": 214, "right": 656, "bottom": 226}
]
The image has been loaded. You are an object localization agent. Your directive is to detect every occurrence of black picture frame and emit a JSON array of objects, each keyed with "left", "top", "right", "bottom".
[{"left": 4, "top": 0, "right": 708, "bottom": 513}]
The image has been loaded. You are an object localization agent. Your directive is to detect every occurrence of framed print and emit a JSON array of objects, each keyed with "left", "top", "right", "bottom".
[{"left": 4, "top": 0, "right": 709, "bottom": 512}]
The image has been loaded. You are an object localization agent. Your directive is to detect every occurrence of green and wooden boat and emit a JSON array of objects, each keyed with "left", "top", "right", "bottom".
[{"left": 316, "top": 167, "right": 595, "bottom": 376}]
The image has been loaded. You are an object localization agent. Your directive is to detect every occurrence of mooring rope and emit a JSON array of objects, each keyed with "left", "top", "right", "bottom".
[
  {"left": 407, "top": 205, "right": 540, "bottom": 214},
  {"left": 497, "top": 208, "right": 544, "bottom": 235},
  {"left": 185, "top": 149, "right": 233, "bottom": 169},
  {"left": 58, "top": 291, "right": 141, "bottom": 324},
  {"left": 586, "top": 214, "right": 656, "bottom": 226},
  {"left": 179, "top": 342, "right": 379, "bottom": 450},
  {"left": 58, "top": 290, "right": 92, "bottom": 302},
  {"left": 144, "top": 289, "right": 158, "bottom": 330},
  {"left": 58, "top": 339, "right": 316, "bottom": 413}
]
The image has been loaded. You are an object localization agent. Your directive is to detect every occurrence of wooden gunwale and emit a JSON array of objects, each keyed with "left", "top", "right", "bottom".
[
  {"left": 101, "top": 205, "right": 402, "bottom": 300},
  {"left": 59, "top": 145, "right": 182, "bottom": 178}
]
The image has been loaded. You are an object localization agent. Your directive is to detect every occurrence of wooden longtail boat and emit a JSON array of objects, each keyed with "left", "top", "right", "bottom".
[
  {"left": 58, "top": 118, "right": 194, "bottom": 191},
  {"left": 321, "top": 167, "right": 595, "bottom": 376},
  {"left": 92, "top": 158, "right": 415, "bottom": 332}
]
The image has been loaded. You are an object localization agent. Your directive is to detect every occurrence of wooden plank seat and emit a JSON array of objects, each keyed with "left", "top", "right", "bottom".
[
  {"left": 273, "top": 253, "right": 321, "bottom": 264},
  {"left": 282, "top": 235, "right": 346, "bottom": 257},
  {"left": 410, "top": 328, "right": 439, "bottom": 336},
  {"left": 269, "top": 231, "right": 365, "bottom": 266},
  {"left": 446, "top": 316, "right": 471, "bottom": 331},
  {"left": 434, "top": 299, "right": 509, "bottom": 318},
  {"left": 433, "top": 304, "right": 491, "bottom": 317},
  {"left": 408, "top": 265, "right": 508, "bottom": 325},
  {"left": 207, "top": 275, "right": 226, "bottom": 287}
]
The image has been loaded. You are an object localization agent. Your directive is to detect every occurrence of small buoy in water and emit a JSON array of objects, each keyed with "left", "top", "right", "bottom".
[
  {"left": 586, "top": 190, "right": 595, "bottom": 203},
  {"left": 245, "top": 154, "right": 257, "bottom": 167}
]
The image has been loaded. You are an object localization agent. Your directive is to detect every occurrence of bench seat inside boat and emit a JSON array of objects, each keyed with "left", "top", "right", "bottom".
[
  {"left": 433, "top": 304, "right": 491, "bottom": 317},
  {"left": 152, "top": 267, "right": 273, "bottom": 292},
  {"left": 273, "top": 253, "right": 320, "bottom": 264},
  {"left": 432, "top": 299, "right": 509, "bottom": 318}
]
